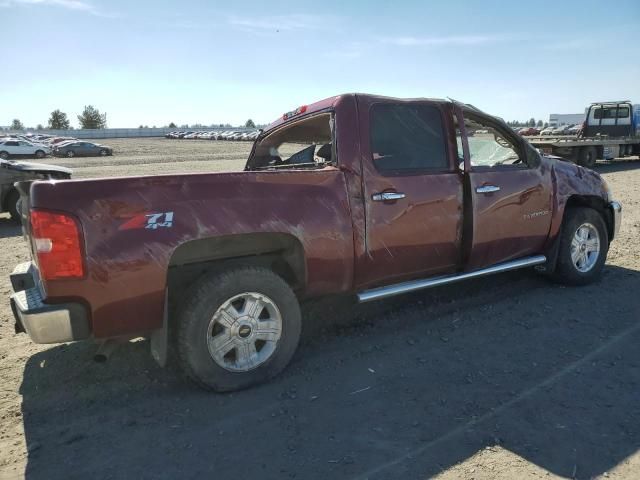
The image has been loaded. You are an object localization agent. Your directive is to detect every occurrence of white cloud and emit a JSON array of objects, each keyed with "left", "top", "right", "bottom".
[
  {"left": 228, "top": 14, "right": 333, "bottom": 32},
  {"left": 382, "top": 35, "right": 503, "bottom": 47},
  {"left": 0, "top": 0, "right": 111, "bottom": 16},
  {"left": 542, "top": 39, "right": 587, "bottom": 50}
]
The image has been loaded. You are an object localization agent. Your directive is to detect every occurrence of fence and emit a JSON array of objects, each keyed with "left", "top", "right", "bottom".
[{"left": 1, "top": 127, "right": 255, "bottom": 139}]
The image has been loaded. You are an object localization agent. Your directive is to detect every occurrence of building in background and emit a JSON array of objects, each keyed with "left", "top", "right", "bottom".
[{"left": 549, "top": 113, "right": 585, "bottom": 127}]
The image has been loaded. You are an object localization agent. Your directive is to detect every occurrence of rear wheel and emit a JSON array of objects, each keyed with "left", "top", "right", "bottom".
[
  {"left": 578, "top": 146, "right": 597, "bottom": 168},
  {"left": 66, "top": 150, "right": 75, "bottom": 158},
  {"left": 0, "top": 151, "right": 9, "bottom": 160},
  {"left": 552, "top": 207, "right": 608, "bottom": 285},
  {"left": 177, "top": 266, "right": 301, "bottom": 392},
  {"left": 35, "top": 150, "right": 45, "bottom": 159}
]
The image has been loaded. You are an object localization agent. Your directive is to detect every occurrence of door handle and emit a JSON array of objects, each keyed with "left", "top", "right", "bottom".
[
  {"left": 476, "top": 185, "right": 500, "bottom": 194},
  {"left": 372, "top": 192, "right": 406, "bottom": 202}
]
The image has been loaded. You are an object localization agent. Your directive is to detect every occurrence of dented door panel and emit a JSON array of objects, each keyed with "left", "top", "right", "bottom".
[
  {"left": 467, "top": 166, "right": 553, "bottom": 270},
  {"left": 354, "top": 96, "right": 464, "bottom": 288}
]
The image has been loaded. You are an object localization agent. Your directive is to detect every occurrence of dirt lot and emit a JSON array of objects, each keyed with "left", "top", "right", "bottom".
[{"left": 0, "top": 138, "right": 639, "bottom": 479}]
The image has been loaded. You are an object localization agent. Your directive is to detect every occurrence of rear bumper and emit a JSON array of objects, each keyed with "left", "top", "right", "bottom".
[
  {"left": 10, "top": 262, "right": 90, "bottom": 344},
  {"left": 609, "top": 201, "right": 622, "bottom": 240}
]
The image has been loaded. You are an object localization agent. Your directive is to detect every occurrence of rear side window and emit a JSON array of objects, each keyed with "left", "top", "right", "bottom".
[
  {"left": 370, "top": 104, "right": 448, "bottom": 173},
  {"left": 594, "top": 107, "right": 630, "bottom": 119}
]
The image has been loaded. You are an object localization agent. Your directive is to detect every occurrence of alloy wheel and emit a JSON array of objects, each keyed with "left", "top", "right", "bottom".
[
  {"left": 570, "top": 223, "right": 600, "bottom": 272},
  {"left": 206, "top": 292, "right": 282, "bottom": 372}
]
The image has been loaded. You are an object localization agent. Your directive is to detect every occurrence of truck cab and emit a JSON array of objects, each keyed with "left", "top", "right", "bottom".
[{"left": 584, "top": 101, "right": 638, "bottom": 138}]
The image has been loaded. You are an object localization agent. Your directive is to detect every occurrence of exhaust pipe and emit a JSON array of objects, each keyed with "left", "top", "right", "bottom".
[{"left": 94, "top": 339, "right": 120, "bottom": 363}]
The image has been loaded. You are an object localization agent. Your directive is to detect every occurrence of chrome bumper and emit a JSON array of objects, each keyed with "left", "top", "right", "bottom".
[
  {"left": 609, "top": 201, "right": 622, "bottom": 240},
  {"left": 10, "top": 262, "right": 90, "bottom": 344}
]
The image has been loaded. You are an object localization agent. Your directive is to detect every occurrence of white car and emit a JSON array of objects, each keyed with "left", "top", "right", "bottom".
[{"left": 0, "top": 139, "right": 51, "bottom": 159}]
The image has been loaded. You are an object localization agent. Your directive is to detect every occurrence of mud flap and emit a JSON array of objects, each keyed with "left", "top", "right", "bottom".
[
  {"left": 150, "top": 290, "right": 168, "bottom": 367},
  {"left": 539, "top": 230, "right": 562, "bottom": 274}
]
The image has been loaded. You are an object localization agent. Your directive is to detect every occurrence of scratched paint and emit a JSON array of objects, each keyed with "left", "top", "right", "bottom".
[{"left": 23, "top": 94, "right": 611, "bottom": 340}]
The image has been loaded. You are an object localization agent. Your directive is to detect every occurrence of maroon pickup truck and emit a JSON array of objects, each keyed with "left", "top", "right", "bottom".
[{"left": 10, "top": 94, "right": 622, "bottom": 391}]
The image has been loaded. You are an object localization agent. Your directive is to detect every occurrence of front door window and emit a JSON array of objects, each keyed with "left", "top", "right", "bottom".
[{"left": 456, "top": 118, "right": 523, "bottom": 168}]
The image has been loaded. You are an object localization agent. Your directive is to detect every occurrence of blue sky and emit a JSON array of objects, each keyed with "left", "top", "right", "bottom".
[{"left": 2, "top": 0, "right": 639, "bottom": 128}]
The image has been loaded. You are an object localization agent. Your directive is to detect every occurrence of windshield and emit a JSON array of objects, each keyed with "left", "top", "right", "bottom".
[{"left": 247, "top": 113, "right": 333, "bottom": 170}]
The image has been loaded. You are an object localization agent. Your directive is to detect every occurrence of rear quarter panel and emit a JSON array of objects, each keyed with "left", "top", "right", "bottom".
[{"left": 29, "top": 169, "right": 354, "bottom": 338}]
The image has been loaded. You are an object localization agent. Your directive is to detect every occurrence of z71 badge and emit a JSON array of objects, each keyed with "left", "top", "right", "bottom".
[{"left": 119, "top": 211, "right": 174, "bottom": 230}]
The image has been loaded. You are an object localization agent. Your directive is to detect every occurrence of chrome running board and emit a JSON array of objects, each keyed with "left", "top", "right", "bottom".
[{"left": 357, "top": 255, "right": 547, "bottom": 303}]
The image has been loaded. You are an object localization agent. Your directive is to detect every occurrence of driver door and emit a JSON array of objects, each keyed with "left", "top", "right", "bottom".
[{"left": 456, "top": 108, "right": 553, "bottom": 270}]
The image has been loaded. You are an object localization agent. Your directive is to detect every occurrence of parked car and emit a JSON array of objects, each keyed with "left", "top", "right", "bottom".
[
  {"left": 50, "top": 137, "right": 76, "bottom": 146},
  {"left": 52, "top": 141, "right": 113, "bottom": 158},
  {"left": 9, "top": 93, "right": 622, "bottom": 392},
  {"left": 0, "top": 139, "right": 50, "bottom": 159},
  {"left": 551, "top": 125, "right": 572, "bottom": 135},
  {"left": 540, "top": 126, "right": 555, "bottom": 136},
  {"left": 518, "top": 127, "right": 540, "bottom": 136},
  {"left": 0, "top": 159, "right": 71, "bottom": 221},
  {"left": 567, "top": 123, "right": 583, "bottom": 135}
]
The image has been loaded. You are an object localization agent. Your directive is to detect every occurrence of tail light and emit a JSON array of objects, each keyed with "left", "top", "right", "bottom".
[{"left": 30, "top": 210, "right": 84, "bottom": 280}]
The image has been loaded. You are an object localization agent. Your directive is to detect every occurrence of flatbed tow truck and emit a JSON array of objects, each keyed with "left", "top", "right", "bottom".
[{"left": 527, "top": 101, "right": 640, "bottom": 168}]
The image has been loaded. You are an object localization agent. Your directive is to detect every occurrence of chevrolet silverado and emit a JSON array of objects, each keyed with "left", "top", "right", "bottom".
[{"left": 9, "top": 94, "right": 622, "bottom": 391}]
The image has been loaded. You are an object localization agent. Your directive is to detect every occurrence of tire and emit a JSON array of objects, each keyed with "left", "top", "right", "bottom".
[
  {"left": 6, "top": 189, "right": 20, "bottom": 223},
  {"left": 552, "top": 207, "right": 609, "bottom": 286},
  {"left": 0, "top": 151, "right": 9, "bottom": 160},
  {"left": 99, "top": 149, "right": 108, "bottom": 156},
  {"left": 578, "top": 146, "right": 597, "bottom": 168},
  {"left": 35, "top": 150, "right": 45, "bottom": 159},
  {"left": 177, "top": 266, "right": 302, "bottom": 392},
  {"left": 66, "top": 150, "right": 75, "bottom": 158}
]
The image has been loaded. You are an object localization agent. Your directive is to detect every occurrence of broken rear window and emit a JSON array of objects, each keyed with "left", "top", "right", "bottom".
[{"left": 247, "top": 113, "right": 333, "bottom": 170}]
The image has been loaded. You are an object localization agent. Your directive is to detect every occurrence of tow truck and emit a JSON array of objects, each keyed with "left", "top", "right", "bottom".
[{"left": 527, "top": 101, "right": 640, "bottom": 168}]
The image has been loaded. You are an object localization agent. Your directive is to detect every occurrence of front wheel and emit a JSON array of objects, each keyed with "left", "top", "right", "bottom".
[
  {"left": 66, "top": 150, "right": 75, "bottom": 158},
  {"left": 177, "top": 266, "right": 301, "bottom": 392},
  {"left": 35, "top": 150, "right": 45, "bottom": 159},
  {"left": 0, "top": 151, "right": 9, "bottom": 160},
  {"left": 552, "top": 207, "right": 608, "bottom": 285}
]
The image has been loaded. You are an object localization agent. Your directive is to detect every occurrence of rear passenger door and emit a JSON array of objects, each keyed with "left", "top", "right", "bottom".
[{"left": 357, "top": 99, "right": 463, "bottom": 288}]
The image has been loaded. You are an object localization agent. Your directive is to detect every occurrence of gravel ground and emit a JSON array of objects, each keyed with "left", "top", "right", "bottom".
[{"left": 0, "top": 139, "right": 638, "bottom": 479}]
